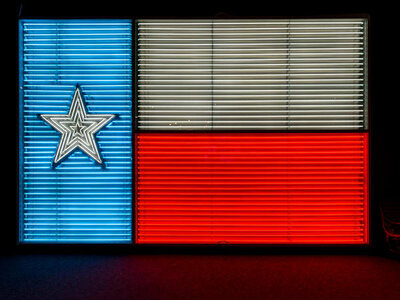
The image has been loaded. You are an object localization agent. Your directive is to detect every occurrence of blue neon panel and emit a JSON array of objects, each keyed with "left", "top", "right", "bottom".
[{"left": 19, "top": 20, "right": 132, "bottom": 243}]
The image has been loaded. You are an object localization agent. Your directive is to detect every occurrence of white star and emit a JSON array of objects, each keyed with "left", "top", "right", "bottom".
[{"left": 41, "top": 85, "right": 115, "bottom": 165}]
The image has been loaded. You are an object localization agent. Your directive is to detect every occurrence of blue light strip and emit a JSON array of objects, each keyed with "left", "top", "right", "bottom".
[{"left": 19, "top": 20, "right": 132, "bottom": 243}]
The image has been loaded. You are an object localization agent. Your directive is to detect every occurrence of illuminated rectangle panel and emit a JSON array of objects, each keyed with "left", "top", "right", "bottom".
[
  {"left": 136, "top": 133, "right": 369, "bottom": 244},
  {"left": 138, "top": 19, "right": 367, "bottom": 130},
  {"left": 19, "top": 20, "right": 132, "bottom": 243}
]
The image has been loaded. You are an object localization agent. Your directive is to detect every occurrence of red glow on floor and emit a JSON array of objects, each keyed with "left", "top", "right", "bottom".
[{"left": 135, "top": 133, "right": 369, "bottom": 244}]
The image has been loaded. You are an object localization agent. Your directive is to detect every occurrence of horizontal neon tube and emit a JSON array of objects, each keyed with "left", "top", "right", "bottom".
[
  {"left": 139, "top": 21, "right": 364, "bottom": 24},
  {"left": 139, "top": 39, "right": 364, "bottom": 43},
  {"left": 139, "top": 25, "right": 363, "bottom": 29},
  {"left": 138, "top": 126, "right": 365, "bottom": 129}
]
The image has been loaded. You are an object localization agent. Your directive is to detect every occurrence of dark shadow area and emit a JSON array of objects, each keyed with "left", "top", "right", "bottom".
[{"left": 1, "top": 254, "right": 400, "bottom": 300}]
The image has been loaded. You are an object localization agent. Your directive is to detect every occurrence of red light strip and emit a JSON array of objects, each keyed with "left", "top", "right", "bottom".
[{"left": 135, "top": 133, "right": 369, "bottom": 244}]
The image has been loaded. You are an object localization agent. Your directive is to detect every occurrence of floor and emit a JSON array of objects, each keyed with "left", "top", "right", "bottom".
[{"left": 1, "top": 254, "right": 400, "bottom": 300}]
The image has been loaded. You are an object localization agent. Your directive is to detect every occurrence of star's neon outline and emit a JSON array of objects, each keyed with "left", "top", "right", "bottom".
[{"left": 41, "top": 85, "right": 115, "bottom": 165}]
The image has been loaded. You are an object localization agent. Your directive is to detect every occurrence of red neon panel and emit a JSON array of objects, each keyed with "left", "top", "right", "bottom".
[{"left": 135, "top": 133, "right": 369, "bottom": 244}]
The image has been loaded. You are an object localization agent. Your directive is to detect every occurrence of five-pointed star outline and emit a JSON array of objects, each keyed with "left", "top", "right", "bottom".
[{"left": 41, "top": 85, "right": 115, "bottom": 165}]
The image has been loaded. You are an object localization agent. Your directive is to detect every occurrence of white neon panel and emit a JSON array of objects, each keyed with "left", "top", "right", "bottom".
[{"left": 138, "top": 19, "right": 367, "bottom": 130}]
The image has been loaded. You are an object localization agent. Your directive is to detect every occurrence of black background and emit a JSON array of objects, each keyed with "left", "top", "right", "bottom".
[{"left": 4, "top": 0, "right": 399, "bottom": 255}]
